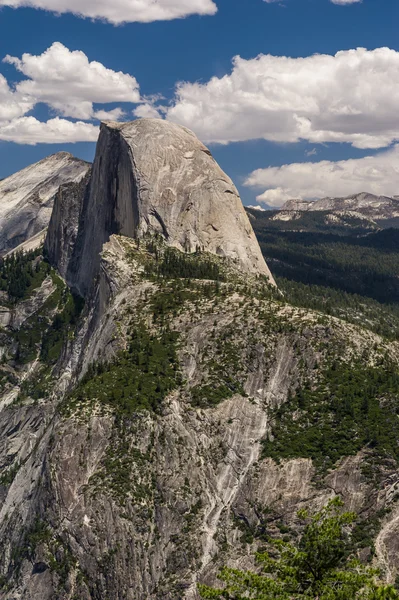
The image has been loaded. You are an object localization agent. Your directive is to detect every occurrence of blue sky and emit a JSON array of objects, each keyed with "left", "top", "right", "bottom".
[{"left": 0, "top": 0, "right": 398, "bottom": 206}]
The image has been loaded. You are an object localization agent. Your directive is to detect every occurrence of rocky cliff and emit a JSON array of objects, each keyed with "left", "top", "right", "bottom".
[
  {"left": 0, "top": 126, "right": 399, "bottom": 600},
  {"left": 0, "top": 152, "right": 90, "bottom": 256},
  {"left": 44, "top": 171, "right": 91, "bottom": 282},
  {"left": 1, "top": 236, "right": 399, "bottom": 599},
  {"left": 45, "top": 119, "right": 274, "bottom": 296}
]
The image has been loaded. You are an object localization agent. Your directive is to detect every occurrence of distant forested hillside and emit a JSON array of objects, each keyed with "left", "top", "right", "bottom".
[{"left": 248, "top": 208, "right": 399, "bottom": 339}]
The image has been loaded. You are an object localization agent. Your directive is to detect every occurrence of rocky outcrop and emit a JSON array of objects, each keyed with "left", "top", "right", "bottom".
[
  {"left": 44, "top": 171, "right": 91, "bottom": 281},
  {"left": 280, "top": 199, "right": 313, "bottom": 211},
  {"left": 1, "top": 236, "right": 398, "bottom": 599},
  {"left": 46, "top": 119, "right": 274, "bottom": 296},
  {"left": 280, "top": 192, "right": 399, "bottom": 224},
  {"left": 5, "top": 228, "right": 48, "bottom": 257},
  {"left": 307, "top": 192, "right": 399, "bottom": 215},
  {"left": 0, "top": 152, "right": 90, "bottom": 255}
]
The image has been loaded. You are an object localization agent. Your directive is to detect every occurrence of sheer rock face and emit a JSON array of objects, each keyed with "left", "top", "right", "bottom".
[
  {"left": 47, "top": 119, "right": 274, "bottom": 296},
  {"left": 44, "top": 171, "right": 91, "bottom": 282},
  {"left": 0, "top": 152, "right": 90, "bottom": 256}
]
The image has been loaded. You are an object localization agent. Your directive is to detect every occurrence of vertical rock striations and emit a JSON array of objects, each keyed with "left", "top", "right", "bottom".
[
  {"left": 46, "top": 119, "right": 275, "bottom": 296},
  {"left": 44, "top": 171, "right": 91, "bottom": 281}
]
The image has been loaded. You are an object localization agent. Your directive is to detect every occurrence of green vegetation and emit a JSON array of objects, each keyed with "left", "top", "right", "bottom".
[
  {"left": 351, "top": 508, "right": 391, "bottom": 555},
  {"left": 0, "top": 249, "right": 85, "bottom": 405},
  {"left": 13, "top": 273, "right": 82, "bottom": 366},
  {"left": 191, "top": 382, "right": 241, "bottom": 408},
  {"left": 0, "top": 247, "right": 84, "bottom": 368},
  {"left": 262, "top": 357, "right": 399, "bottom": 471},
  {"left": 17, "top": 367, "right": 54, "bottom": 402},
  {"left": 0, "top": 461, "right": 20, "bottom": 486},
  {"left": 278, "top": 278, "right": 399, "bottom": 340},
  {"left": 144, "top": 244, "right": 224, "bottom": 281},
  {"left": 150, "top": 280, "right": 200, "bottom": 324},
  {"left": 0, "top": 370, "right": 18, "bottom": 396},
  {"left": 67, "top": 324, "right": 181, "bottom": 416},
  {"left": 255, "top": 228, "right": 399, "bottom": 304},
  {"left": 8, "top": 518, "right": 77, "bottom": 589},
  {"left": 40, "top": 290, "right": 84, "bottom": 364},
  {"left": 199, "top": 498, "right": 399, "bottom": 599},
  {"left": 190, "top": 327, "right": 246, "bottom": 408},
  {"left": 0, "top": 248, "right": 50, "bottom": 302},
  {"left": 89, "top": 420, "right": 152, "bottom": 505},
  {"left": 10, "top": 518, "right": 51, "bottom": 575},
  {"left": 249, "top": 210, "right": 399, "bottom": 339}
]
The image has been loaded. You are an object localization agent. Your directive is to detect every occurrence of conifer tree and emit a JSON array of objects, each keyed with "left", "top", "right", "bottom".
[{"left": 199, "top": 499, "right": 398, "bottom": 600}]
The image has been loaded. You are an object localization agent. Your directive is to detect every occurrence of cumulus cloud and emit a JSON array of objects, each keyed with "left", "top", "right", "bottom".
[
  {"left": 0, "top": 74, "right": 33, "bottom": 121},
  {"left": 133, "top": 103, "right": 163, "bottom": 120},
  {"left": 4, "top": 43, "right": 140, "bottom": 120},
  {"left": 0, "top": 116, "right": 99, "bottom": 144},
  {"left": 166, "top": 47, "right": 399, "bottom": 150},
  {"left": 0, "top": 0, "right": 217, "bottom": 24},
  {"left": 0, "top": 43, "right": 145, "bottom": 143},
  {"left": 244, "top": 145, "right": 399, "bottom": 207},
  {"left": 93, "top": 108, "right": 125, "bottom": 121}
]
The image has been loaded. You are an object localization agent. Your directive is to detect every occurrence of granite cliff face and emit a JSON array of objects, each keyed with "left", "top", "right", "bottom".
[
  {"left": 44, "top": 171, "right": 91, "bottom": 282},
  {"left": 0, "top": 153, "right": 90, "bottom": 256},
  {"left": 45, "top": 119, "right": 274, "bottom": 296},
  {"left": 1, "top": 236, "right": 399, "bottom": 599},
  {"left": 1, "top": 125, "right": 399, "bottom": 599}
]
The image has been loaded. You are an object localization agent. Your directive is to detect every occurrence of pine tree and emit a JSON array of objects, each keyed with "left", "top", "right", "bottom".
[{"left": 199, "top": 498, "right": 399, "bottom": 600}]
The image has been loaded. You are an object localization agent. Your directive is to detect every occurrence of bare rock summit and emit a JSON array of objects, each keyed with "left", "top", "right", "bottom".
[
  {"left": 46, "top": 119, "right": 275, "bottom": 295},
  {"left": 0, "top": 152, "right": 90, "bottom": 255}
]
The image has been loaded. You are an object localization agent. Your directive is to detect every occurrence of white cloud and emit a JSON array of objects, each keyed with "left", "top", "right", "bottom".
[
  {"left": 247, "top": 205, "right": 266, "bottom": 211},
  {"left": 0, "top": 0, "right": 217, "bottom": 24},
  {"left": 93, "top": 108, "right": 125, "bottom": 121},
  {"left": 0, "top": 116, "right": 99, "bottom": 144},
  {"left": 244, "top": 145, "right": 399, "bottom": 207},
  {"left": 4, "top": 43, "right": 140, "bottom": 120},
  {"left": 133, "top": 103, "right": 163, "bottom": 120},
  {"left": 0, "top": 74, "right": 33, "bottom": 121},
  {"left": 166, "top": 47, "right": 399, "bottom": 150},
  {"left": 0, "top": 43, "right": 144, "bottom": 143}
]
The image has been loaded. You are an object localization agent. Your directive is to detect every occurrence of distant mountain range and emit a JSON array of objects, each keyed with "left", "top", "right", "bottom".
[{"left": 273, "top": 192, "right": 399, "bottom": 229}]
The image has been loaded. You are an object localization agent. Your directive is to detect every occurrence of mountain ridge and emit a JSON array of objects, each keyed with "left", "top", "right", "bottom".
[
  {"left": 279, "top": 191, "right": 399, "bottom": 224},
  {"left": 0, "top": 152, "right": 91, "bottom": 256}
]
